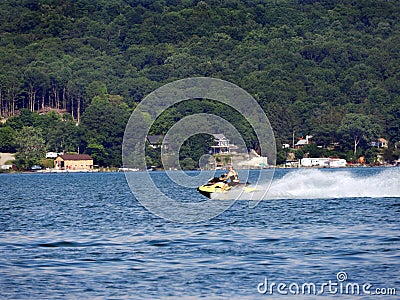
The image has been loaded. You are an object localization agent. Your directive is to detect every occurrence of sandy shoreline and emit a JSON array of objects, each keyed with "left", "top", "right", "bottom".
[{"left": 0, "top": 153, "right": 15, "bottom": 165}]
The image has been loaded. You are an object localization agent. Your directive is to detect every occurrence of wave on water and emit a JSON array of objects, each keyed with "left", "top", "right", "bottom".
[
  {"left": 264, "top": 168, "right": 400, "bottom": 200},
  {"left": 213, "top": 168, "right": 400, "bottom": 200}
]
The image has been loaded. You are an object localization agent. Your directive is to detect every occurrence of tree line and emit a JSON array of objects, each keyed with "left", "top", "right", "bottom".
[{"left": 0, "top": 0, "right": 399, "bottom": 168}]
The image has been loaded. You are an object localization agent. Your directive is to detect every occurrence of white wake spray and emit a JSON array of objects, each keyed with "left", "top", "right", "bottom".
[
  {"left": 265, "top": 168, "right": 400, "bottom": 199},
  {"left": 212, "top": 168, "right": 400, "bottom": 200}
]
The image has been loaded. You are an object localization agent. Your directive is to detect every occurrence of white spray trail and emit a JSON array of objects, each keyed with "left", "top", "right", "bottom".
[
  {"left": 264, "top": 168, "right": 400, "bottom": 199},
  {"left": 212, "top": 168, "right": 400, "bottom": 200}
]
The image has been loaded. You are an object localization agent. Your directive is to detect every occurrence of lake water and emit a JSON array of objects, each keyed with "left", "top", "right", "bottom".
[{"left": 0, "top": 168, "right": 399, "bottom": 299}]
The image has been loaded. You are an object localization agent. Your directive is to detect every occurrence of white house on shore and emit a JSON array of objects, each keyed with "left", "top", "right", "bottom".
[
  {"left": 211, "top": 134, "right": 238, "bottom": 154},
  {"left": 295, "top": 135, "right": 313, "bottom": 148}
]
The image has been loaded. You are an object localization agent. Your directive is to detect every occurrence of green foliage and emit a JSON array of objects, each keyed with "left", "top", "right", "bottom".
[
  {"left": 86, "top": 142, "right": 107, "bottom": 166},
  {"left": 145, "top": 145, "right": 161, "bottom": 168},
  {"left": 364, "top": 148, "right": 380, "bottom": 165},
  {"left": 295, "top": 143, "right": 328, "bottom": 159},
  {"left": 40, "top": 158, "right": 54, "bottom": 169},
  {"left": 7, "top": 109, "right": 36, "bottom": 130},
  {"left": 276, "top": 148, "right": 289, "bottom": 165},
  {"left": 339, "top": 113, "right": 382, "bottom": 154},
  {"left": 0, "top": 0, "right": 399, "bottom": 167},
  {"left": 14, "top": 126, "right": 46, "bottom": 170},
  {"left": 180, "top": 157, "right": 196, "bottom": 170},
  {"left": 0, "top": 126, "right": 16, "bottom": 152},
  {"left": 80, "top": 95, "right": 130, "bottom": 166},
  {"left": 6, "top": 110, "right": 79, "bottom": 153},
  {"left": 152, "top": 99, "right": 258, "bottom": 150},
  {"left": 178, "top": 134, "right": 215, "bottom": 168},
  {"left": 45, "top": 116, "right": 80, "bottom": 153}
]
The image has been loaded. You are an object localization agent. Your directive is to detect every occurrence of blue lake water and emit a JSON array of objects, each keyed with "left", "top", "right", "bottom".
[{"left": 0, "top": 168, "right": 399, "bottom": 299}]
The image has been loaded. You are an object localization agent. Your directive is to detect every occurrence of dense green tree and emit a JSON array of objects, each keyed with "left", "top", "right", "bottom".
[
  {"left": 180, "top": 157, "right": 196, "bottom": 170},
  {"left": 14, "top": 126, "right": 46, "bottom": 170},
  {"left": 86, "top": 142, "right": 108, "bottom": 167},
  {"left": 6, "top": 109, "right": 36, "bottom": 130},
  {"left": 45, "top": 114, "right": 80, "bottom": 153},
  {"left": 145, "top": 145, "right": 162, "bottom": 168},
  {"left": 386, "top": 100, "right": 400, "bottom": 143},
  {"left": 339, "top": 113, "right": 382, "bottom": 155},
  {"left": 179, "top": 134, "right": 215, "bottom": 168},
  {"left": 0, "top": 126, "right": 16, "bottom": 152},
  {"left": 364, "top": 147, "right": 380, "bottom": 165},
  {"left": 295, "top": 143, "right": 327, "bottom": 159},
  {"left": 80, "top": 94, "right": 130, "bottom": 166}
]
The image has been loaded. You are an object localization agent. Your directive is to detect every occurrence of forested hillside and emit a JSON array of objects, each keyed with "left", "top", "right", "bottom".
[{"left": 0, "top": 0, "right": 399, "bottom": 168}]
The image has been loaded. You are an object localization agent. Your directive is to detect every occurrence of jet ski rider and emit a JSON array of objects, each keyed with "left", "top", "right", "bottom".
[{"left": 220, "top": 165, "right": 239, "bottom": 191}]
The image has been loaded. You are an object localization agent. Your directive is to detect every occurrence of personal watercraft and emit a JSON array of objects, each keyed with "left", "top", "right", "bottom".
[{"left": 197, "top": 176, "right": 256, "bottom": 199}]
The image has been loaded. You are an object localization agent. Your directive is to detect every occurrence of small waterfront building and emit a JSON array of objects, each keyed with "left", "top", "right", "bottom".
[
  {"left": 211, "top": 133, "right": 238, "bottom": 154},
  {"left": 328, "top": 158, "right": 347, "bottom": 168},
  {"left": 54, "top": 154, "right": 93, "bottom": 171},
  {"left": 300, "top": 157, "right": 330, "bottom": 167},
  {"left": 211, "top": 134, "right": 230, "bottom": 154},
  {"left": 300, "top": 157, "right": 347, "bottom": 168}
]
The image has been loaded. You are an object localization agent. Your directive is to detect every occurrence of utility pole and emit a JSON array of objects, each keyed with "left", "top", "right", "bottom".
[{"left": 292, "top": 130, "right": 295, "bottom": 149}]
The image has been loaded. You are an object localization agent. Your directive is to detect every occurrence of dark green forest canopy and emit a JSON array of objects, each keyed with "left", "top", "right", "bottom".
[{"left": 0, "top": 0, "right": 399, "bottom": 167}]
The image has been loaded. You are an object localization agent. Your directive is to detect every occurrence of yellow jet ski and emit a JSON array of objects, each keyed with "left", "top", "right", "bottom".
[{"left": 197, "top": 176, "right": 255, "bottom": 199}]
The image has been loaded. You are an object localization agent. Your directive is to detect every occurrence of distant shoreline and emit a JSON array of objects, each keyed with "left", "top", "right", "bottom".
[{"left": 1, "top": 164, "right": 398, "bottom": 176}]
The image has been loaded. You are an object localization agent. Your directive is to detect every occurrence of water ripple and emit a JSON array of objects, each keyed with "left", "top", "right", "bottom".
[{"left": 0, "top": 170, "right": 399, "bottom": 299}]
